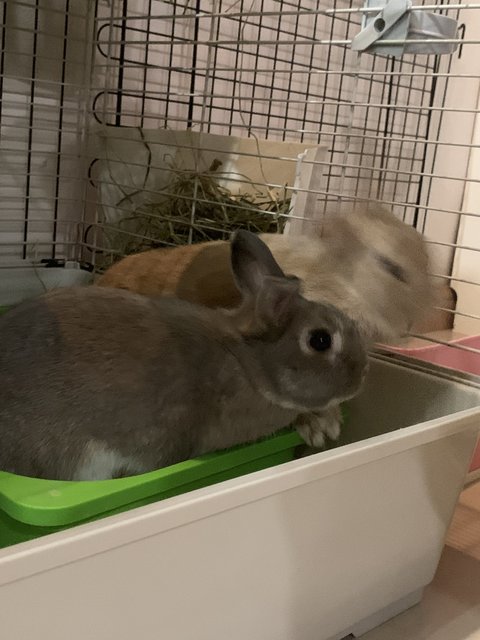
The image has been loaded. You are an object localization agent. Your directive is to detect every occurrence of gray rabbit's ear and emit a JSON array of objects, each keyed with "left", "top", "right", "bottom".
[
  {"left": 255, "top": 275, "right": 301, "bottom": 327},
  {"left": 230, "top": 230, "right": 286, "bottom": 296}
]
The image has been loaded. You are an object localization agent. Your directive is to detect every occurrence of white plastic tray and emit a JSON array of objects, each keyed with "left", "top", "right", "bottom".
[{"left": 0, "top": 355, "right": 479, "bottom": 640}]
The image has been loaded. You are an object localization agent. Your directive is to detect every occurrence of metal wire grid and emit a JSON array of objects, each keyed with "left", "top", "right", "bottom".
[
  {"left": 0, "top": 0, "right": 94, "bottom": 264},
  {"left": 88, "top": 1, "right": 463, "bottom": 225},
  {"left": 1, "top": 0, "right": 480, "bottom": 356},
  {"left": 85, "top": 0, "right": 480, "bottom": 355}
]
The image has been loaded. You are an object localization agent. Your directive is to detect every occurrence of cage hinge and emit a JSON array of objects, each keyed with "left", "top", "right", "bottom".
[{"left": 351, "top": 0, "right": 460, "bottom": 57}]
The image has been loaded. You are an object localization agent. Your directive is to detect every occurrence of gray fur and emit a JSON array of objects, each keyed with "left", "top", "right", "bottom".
[{"left": 0, "top": 231, "right": 367, "bottom": 480}]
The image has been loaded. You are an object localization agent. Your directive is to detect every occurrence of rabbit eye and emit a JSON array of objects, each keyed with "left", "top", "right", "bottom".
[
  {"left": 309, "top": 329, "right": 332, "bottom": 352},
  {"left": 378, "top": 255, "right": 407, "bottom": 283}
]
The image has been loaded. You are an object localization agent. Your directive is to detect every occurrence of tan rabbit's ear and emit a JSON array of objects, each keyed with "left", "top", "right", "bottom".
[{"left": 230, "top": 230, "right": 286, "bottom": 297}]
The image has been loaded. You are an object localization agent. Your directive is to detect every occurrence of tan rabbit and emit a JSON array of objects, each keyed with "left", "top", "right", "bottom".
[{"left": 97, "top": 203, "right": 433, "bottom": 345}]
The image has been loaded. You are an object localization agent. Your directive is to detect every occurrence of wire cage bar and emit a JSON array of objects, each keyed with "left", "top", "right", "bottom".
[{"left": 1, "top": 0, "right": 480, "bottom": 359}]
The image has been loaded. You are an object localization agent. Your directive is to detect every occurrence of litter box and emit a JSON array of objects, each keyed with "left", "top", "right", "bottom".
[
  {"left": 1, "top": 354, "right": 479, "bottom": 640},
  {"left": 387, "top": 335, "right": 480, "bottom": 474}
]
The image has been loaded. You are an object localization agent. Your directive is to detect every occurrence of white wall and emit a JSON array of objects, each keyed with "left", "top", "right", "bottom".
[
  {"left": 419, "top": 9, "right": 480, "bottom": 336},
  {"left": 452, "top": 84, "right": 480, "bottom": 335}
]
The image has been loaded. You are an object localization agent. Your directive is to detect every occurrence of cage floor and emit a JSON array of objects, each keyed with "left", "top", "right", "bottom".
[{"left": 360, "top": 480, "right": 480, "bottom": 640}]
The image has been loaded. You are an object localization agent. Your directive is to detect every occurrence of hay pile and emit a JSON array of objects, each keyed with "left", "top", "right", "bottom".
[{"left": 100, "top": 159, "right": 291, "bottom": 265}]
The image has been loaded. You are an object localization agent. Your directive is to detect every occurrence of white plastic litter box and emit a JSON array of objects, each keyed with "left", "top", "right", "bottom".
[{"left": 0, "top": 353, "right": 479, "bottom": 640}]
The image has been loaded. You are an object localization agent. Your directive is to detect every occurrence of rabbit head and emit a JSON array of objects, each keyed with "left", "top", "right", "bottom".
[
  {"left": 342, "top": 205, "right": 432, "bottom": 342},
  {"left": 226, "top": 230, "right": 369, "bottom": 413},
  {"left": 280, "top": 204, "right": 433, "bottom": 345}
]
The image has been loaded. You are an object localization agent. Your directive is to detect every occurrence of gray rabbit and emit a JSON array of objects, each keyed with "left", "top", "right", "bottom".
[{"left": 0, "top": 231, "right": 367, "bottom": 480}]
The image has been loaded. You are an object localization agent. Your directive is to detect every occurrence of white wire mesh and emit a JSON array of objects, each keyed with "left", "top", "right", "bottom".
[
  {"left": 0, "top": 0, "right": 93, "bottom": 264},
  {"left": 1, "top": 0, "right": 480, "bottom": 363}
]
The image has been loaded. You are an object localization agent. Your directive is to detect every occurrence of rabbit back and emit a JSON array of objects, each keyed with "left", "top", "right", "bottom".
[
  {"left": 0, "top": 287, "right": 197, "bottom": 478},
  {"left": 97, "top": 240, "right": 241, "bottom": 309}
]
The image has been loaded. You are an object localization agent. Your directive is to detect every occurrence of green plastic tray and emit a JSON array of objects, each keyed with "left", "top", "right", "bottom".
[{"left": 0, "top": 429, "right": 304, "bottom": 549}]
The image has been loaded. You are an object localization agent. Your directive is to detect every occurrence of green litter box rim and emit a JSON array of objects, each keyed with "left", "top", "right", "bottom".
[{"left": 0, "top": 430, "right": 304, "bottom": 528}]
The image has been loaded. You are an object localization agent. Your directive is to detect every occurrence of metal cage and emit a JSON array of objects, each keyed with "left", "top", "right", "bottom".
[{"left": 1, "top": 0, "right": 480, "bottom": 357}]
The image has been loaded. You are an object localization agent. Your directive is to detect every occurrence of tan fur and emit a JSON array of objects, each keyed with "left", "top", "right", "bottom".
[
  {"left": 176, "top": 242, "right": 241, "bottom": 308},
  {"left": 96, "top": 204, "right": 434, "bottom": 343},
  {"left": 97, "top": 241, "right": 232, "bottom": 301}
]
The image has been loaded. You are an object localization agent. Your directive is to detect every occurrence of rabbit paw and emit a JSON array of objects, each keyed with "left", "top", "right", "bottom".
[{"left": 295, "top": 406, "right": 342, "bottom": 449}]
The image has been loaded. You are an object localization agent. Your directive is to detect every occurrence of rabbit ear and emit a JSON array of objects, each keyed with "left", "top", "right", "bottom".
[
  {"left": 255, "top": 275, "right": 301, "bottom": 327},
  {"left": 230, "top": 230, "right": 286, "bottom": 296},
  {"left": 230, "top": 230, "right": 301, "bottom": 329}
]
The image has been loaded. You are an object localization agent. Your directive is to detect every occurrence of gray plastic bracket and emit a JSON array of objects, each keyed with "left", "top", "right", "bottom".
[{"left": 351, "top": 0, "right": 460, "bottom": 57}]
